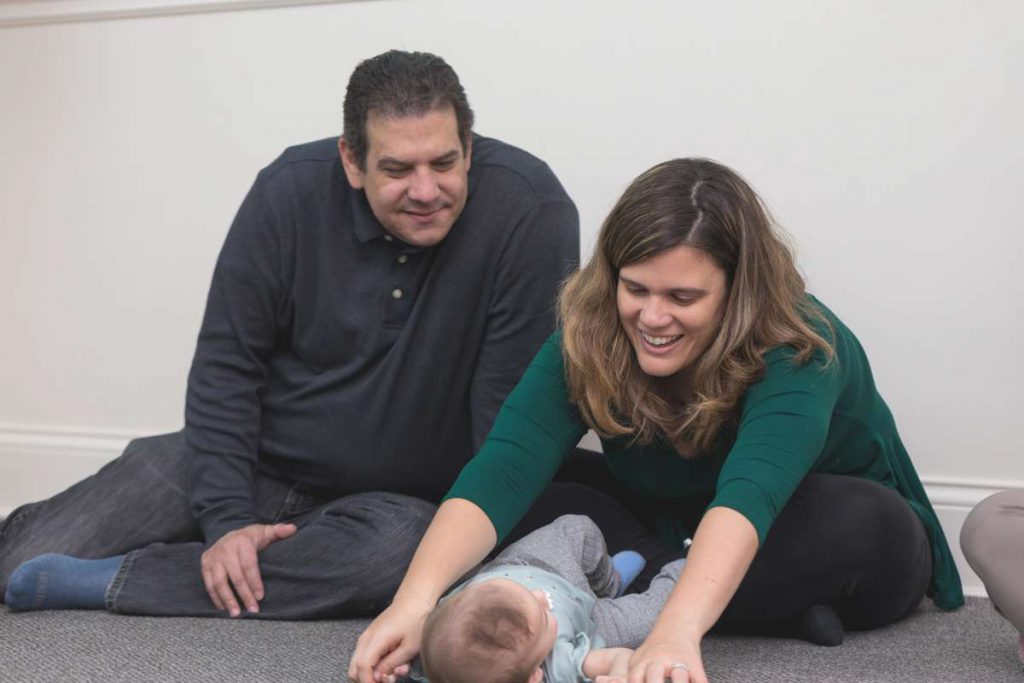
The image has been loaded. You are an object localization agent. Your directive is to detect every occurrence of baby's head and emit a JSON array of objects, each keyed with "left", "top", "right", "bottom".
[{"left": 420, "top": 577, "right": 558, "bottom": 683}]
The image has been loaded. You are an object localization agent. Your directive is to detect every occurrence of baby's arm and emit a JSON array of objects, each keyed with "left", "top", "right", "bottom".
[{"left": 582, "top": 647, "right": 633, "bottom": 682}]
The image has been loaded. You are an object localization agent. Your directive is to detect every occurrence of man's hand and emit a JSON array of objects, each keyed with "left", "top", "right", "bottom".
[
  {"left": 348, "top": 597, "right": 433, "bottom": 683},
  {"left": 200, "top": 522, "right": 297, "bottom": 616}
]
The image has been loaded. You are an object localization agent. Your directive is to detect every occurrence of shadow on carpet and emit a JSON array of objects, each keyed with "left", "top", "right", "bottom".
[{"left": 0, "top": 597, "right": 1018, "bottom": 682}]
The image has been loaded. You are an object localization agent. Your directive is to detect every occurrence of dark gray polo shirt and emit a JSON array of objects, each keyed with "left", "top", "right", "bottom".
[{"left": 185, "top": 135, "right": 579, "bottom": 543}]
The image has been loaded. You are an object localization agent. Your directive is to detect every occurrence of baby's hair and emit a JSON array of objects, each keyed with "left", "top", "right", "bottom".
[{"left": 421, "top": 581, "right": 539, "bottom": 683}]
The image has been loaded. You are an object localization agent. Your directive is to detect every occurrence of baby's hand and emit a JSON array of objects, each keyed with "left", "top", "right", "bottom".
[
  {"left": 381, "top": 663, "right": 410, "bottom": 683},
  {"left": 588, "top": 647, "right": 633, "bottom": 682}
]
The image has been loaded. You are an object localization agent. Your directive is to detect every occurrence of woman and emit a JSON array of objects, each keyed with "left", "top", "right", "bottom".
[{"left": 349, "top": 159, "right": 963, "bottom": 683}]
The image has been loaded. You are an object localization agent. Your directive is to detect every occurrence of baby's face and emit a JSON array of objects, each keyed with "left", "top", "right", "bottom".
[{"left": 467, "top": 578, "right": 559, "bottom": 666}]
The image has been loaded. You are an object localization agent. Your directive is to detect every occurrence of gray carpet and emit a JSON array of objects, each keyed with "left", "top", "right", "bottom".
[{"left": 0, "top": 597, "right": 1018, "bottom": 682}]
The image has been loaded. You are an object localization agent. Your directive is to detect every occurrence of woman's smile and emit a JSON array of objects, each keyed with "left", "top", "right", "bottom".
[{"left": 617, "top": 244, "right": 728, "bottom": 378}]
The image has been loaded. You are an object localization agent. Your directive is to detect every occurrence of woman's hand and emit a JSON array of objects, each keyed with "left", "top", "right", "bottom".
[
  {"left": 347, "top": 597, "right": 433, "bottom": 683},
  {"left": 348, "top": 498, "right": 499, "bottom": 683},
  {"left": 617, "top": 507, "right": 759, "bottom": 683},
  {"left": 626, "top": 636, "right": 706, "bottom": 683}
]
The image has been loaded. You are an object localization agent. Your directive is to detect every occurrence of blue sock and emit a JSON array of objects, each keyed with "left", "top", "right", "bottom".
[
  {"left": 611, "top": 550, "right": 646, "bottom": 597},
  {"left": 5, "top": 553, "right": 124, "bottom": 612}
]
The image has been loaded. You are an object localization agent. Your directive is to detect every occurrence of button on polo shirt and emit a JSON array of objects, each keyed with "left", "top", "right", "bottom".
[
  {"left": 349, "top": 201, "right": 437, "bottom": 336},
  {"left": 383, "top": 243, "right": 433, "bottom": 329}
]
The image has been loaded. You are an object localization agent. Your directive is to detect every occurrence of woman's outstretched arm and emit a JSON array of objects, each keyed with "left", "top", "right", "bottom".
[
  {"left": 347, "top": 498, "right": 497, "bottom": 683},
  {"left": 626, "top": 506, "right": 758, "bottom": 683}
]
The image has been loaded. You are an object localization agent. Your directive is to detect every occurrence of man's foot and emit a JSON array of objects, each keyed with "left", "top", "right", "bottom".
[
  {"left": 611, "top": 550, "right": 646, "bottom": 597},
  {"left": 5, "top": 553, "right": 123, "bottom": 611},
  {"left": 796, "top": 604, "right": 844, "bottom": 646}
]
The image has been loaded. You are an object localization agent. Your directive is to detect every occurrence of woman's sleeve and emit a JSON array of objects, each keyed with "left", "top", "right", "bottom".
[
  {"left": 445, "top": 333, "right": 589, "bottom": 542},
  {"left": 709, "top": 346, "right": 843, "bottom": 544}
]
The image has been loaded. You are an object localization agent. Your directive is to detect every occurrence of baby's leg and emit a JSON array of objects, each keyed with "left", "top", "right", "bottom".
[
  {"left": 490, "top": 514, "right": 619, "bottom": 598},
  {"left": 591, "top": 558, "right": 686, "bottom": 648}
]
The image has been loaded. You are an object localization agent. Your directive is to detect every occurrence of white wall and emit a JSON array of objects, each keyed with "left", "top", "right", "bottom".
[{"left": 1, "top": 0, "right": 1021, "bottom": 595}]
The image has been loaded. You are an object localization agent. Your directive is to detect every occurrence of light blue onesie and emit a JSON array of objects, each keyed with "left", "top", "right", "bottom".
[{"left": 409, "top": 515, "right": 686, "bottom": 683}]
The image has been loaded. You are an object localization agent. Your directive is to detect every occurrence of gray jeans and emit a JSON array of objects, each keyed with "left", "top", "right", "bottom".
[
  {"left": 0, "top": 432, "right": 435, "bottom": 619},
  {"left": 491, "top": 514, "right": 685, "bottom": 648}
]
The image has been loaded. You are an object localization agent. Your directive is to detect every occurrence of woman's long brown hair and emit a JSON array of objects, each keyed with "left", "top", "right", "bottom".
[{"left": 559, "top": 158, "right": 833, "bottom": 453}]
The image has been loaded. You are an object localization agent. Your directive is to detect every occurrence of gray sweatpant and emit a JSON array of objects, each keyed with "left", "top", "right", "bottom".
[
  {"left": 961, "top": 489, "right": 1024, "bottom": 633},
  {"left": 489, "top": 514, "right": 685, "bottom": 648}
]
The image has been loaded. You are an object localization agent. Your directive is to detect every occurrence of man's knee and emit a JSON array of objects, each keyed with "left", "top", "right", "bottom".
[
  {"left": 120, "top": 430, "right": 189, "bottom": 467},
  {"left": 315, "top": 492, "right": 436, "bottom": 549},
  {"left": 317, "top": 490, "right": 435, "bottom": 518}
]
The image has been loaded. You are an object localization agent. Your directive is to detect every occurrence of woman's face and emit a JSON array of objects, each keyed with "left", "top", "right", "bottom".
[{"left": 616, "top": 244, "right": 729, "bottom": 378}]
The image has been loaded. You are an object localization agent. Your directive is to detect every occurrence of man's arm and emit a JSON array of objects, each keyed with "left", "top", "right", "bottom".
[
  {"left": 186, "top": 170, "right": 284, "bottom": 542},
  {"left": 469, "top": 193, "right": 579, "bottom": 449},
  {"left": 185, "top": 170, "right": 290, "bottom": 615}
]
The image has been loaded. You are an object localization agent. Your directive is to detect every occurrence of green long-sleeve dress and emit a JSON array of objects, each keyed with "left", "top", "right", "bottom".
[{"left": 447, "top": 297, "right": 963, "bottom": 610}]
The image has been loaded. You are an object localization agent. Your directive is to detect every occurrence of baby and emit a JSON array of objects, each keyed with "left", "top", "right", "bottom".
[{"left": 408, "top": 514, "right": 686, "bottom": 683}]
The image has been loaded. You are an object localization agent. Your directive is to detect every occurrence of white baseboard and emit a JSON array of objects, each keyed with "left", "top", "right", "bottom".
[{"left": 0, "top": 425, "right": 1016, "bottom": 599}]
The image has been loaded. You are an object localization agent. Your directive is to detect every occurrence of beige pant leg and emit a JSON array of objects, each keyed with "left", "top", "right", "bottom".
[{"left": 961, "top": 489, "right": 1024, "bottom": 633}]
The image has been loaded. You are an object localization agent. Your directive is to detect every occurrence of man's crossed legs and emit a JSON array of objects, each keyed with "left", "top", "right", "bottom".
[{"left": 0, "top": 432, "right": 435, "bottom": 619}]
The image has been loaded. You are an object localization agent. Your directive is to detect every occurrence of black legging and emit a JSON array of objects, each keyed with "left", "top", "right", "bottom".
[{"left": 501, "top": 450, "right": 932, "bottom": 637}]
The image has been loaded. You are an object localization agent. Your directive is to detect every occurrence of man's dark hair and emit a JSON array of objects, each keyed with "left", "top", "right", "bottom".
[{"left": 343, "top": 50, "right": 474, "bottom": 169}]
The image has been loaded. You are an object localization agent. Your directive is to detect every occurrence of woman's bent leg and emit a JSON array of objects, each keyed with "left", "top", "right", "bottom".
[{"left": 717, "top": 474, "right": 932, "bottom": 636}]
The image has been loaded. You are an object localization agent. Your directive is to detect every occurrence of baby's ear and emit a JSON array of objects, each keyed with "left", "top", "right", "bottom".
[{"left": 528, "top": 667, "right": 544, "bottom": 683}]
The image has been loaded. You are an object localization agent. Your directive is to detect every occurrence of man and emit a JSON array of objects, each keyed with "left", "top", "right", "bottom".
[{"left": 0, "top": 50, "right": 579, "bottom": 619}]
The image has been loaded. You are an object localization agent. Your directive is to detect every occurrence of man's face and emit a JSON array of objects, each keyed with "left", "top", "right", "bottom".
[{"left": 340, "top": 106, "right": 471, "bottom": 247}]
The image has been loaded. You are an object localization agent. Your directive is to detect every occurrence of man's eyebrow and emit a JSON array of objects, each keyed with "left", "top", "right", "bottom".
[
  {"left": 432, "top": 150, "right": 459, "bottom": 163},
  {"left": 376, "top": 156, "right": 411, "bottom": 169},
  {"left": 376, "top": 149, "right": 460, "bottom": 169}
]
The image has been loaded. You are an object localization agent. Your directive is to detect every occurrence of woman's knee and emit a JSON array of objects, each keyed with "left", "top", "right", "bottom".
[{"left": 793, "top": 475, "right": 926, "bottom": 552}]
